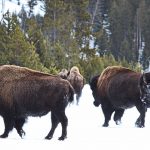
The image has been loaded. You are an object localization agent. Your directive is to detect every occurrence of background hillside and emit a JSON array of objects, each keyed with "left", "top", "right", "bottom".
[{"left": 1, "top": 0, "right": 150, "bottom": 81}]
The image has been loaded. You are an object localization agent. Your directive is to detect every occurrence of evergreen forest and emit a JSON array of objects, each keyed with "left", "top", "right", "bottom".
[{"left": 0, "top": 0, "right": 149, "bottom": 81}]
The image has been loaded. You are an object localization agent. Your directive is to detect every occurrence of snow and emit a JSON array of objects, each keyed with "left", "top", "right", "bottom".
[{"left": 0, "top": 84, "right": 150, "bottom": 150}]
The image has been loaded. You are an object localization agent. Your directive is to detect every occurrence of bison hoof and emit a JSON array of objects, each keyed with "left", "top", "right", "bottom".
[
  {"left": 0, "top": 134, "right": 8, "bottom": 138},
  {"left": 115, "top": 120, "right": 121, "bottom": 125},
  {"left": 135, "top": 124, "right": 144, "bottom": 128},
  {"left": 58, "top": 136, "right": 67, "bottom": 141},
  {"left": 19, "top": 130, "right": 26, "bottom": 138},
  {"left": 93, "top": 101, "right": 100, "bottom": 107},
  {"left": 45, "top": 136, "right": 53, "bottom": 140},
  {"left": 135, "top": 119, "right": 144, "bottom": 128},
  {"left": 102, "top": 123, "right": 109, "bottom": 127}
]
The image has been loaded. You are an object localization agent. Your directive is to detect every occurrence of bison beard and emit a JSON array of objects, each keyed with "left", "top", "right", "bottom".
[
  {"left": 90, "top": 66, "right": 147, "bottom": 128},
  {"left": 0, "top": 65, "right": 74, "bottom": 140}
]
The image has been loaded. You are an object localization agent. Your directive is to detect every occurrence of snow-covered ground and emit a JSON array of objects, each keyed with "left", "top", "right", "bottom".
[{"left": 0, "top": 84, "right": 150, "bottom": 150}]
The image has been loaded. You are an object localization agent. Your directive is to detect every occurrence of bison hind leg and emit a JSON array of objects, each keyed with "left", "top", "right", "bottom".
[
  {"left": 45, "top": 110, "right": 68, "bottom": 141},
  {"left": 58, "top": 112, "right": 68, "bottom": 140},
  {"left": 76, "top": 94, "right": 80, "bottom": 105},
  {"left": 113, "top": 109, "right": 125, "bottom": 125},
  {"left": 76, "top": 90, "right": 82, "bottom": 105},
  {"left": 14, "top": 117, "right": 26, "bottom": 138},
  {"left": 45, "top": 112, "right": 59, "bottom": 140},
  {"left": 101, "top": 105, "right": 114, "bottom": 127}
]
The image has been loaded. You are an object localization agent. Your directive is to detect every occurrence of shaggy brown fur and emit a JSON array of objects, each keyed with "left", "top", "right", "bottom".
[
  {"left": 90, "top": 66, "right": 147, "bottom": 128},
  {"left": 97, "top": 66, "right": 134, "bottom": 97},
  {"left": 0, "top": 65, "right": 74, "bottom": 140},
  {"left": 67, "top": 66, "right": 84, "bottom": 104}
]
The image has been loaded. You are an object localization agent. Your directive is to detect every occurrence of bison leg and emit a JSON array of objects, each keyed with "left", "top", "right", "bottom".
[
  {"left": 76, "top": 95, "right": 80, "bottom": 105},
  {"left": 57, "top": 111, "right": 68, "bottom": 140},
  {"left": 135, "top": 103, "right": 146, "bottom": 128},
  {"left": 14, "top": 118, "right": 26, "bottom": 138},
  {"left": 113, "top": 109, "right": 125, "bottom": 125},
  {"left": 0, "top": 116, "right": 14, "bottom": 138},
  {"left": 101, "top": 105, "right": 114, "bottom": 127},
  {"left": 76, "top": 91, "right": 82, "bottom": 105},
  {"left": 45, "top": 112, "right": 59, "bottom": 140},
  {"left": 45, "top": 110, "right": 68, "bottom": 140}
]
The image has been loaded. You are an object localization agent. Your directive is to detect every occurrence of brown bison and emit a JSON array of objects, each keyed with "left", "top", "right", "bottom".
[
  {"left": 89, "top": 66, "right": 147, "bottom": 127},
  {"left": 67, "top": 66, "right": 84, "bottom": 105},
  {"left": 0, "top": 65, "right": 74, "bottom": 140}
]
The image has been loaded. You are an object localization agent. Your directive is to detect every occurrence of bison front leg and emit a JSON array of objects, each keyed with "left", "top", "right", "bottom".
[
  {"left": 57, "top": 111, "right": 68, "bottom": 140},
  {"left": 0, "top": 116, "right": 14, "bottom": 138},
  {"left": 101, "top": 105, "right": 114, "bottom": 127},
  {"left": 45, "top": 112, "right": 59, "bottom": 140}
]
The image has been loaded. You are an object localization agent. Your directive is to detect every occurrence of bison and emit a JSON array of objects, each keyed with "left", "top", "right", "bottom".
[
  {"left": 67, "top": 66, "right": 84, "bottom": 105},
  {"left": 89, "top": 66, "right": 147, "bottom": 127},
  {"left": 0, "top": 65, "right": 74, "bottom": 140}
]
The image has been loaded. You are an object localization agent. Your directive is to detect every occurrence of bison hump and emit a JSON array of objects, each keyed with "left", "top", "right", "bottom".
[
  {"left": 0, "top": 65, "right": 58, "bottom": 81},
  {"left": 97, "top": 66, "right": 135, "bottom": 95}
]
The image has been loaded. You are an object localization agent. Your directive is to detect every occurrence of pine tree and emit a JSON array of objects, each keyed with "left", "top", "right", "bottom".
[
  {"left": 140, "top": 0, "right": 150, "bottom": 69},
  {"left": 0, "top": 12, "right": 48, "bottom": 72}
]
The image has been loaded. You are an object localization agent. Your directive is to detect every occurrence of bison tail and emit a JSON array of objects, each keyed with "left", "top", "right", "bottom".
[{"left": 68, "top": 84, "right": 75, "bottom": 103}]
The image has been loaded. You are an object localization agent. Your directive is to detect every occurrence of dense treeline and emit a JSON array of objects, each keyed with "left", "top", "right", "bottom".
[
  {"left": 89, "top": 0, "right": 150, "bottom": 69},
  {"left": 1, "top": 0, "right": 148, "bottom": 81}
]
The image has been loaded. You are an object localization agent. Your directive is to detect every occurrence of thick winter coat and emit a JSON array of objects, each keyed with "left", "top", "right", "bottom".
[
  {"left": 0, "top": 65, "right": 74, "bottom": 140},
  {"left": 90, "top": 66, "right": 147, "bottom": 127}
]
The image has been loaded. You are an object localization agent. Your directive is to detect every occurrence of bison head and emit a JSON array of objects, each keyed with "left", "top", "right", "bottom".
[
  {"left": 139, "top": 72, "right": 150, "bottom": 107},
  {"left": 89, "top": 74, "right": 101, "bottom": 107},
  {"left": 58, "top": 69, "right": 68, "bottom": 79}
]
